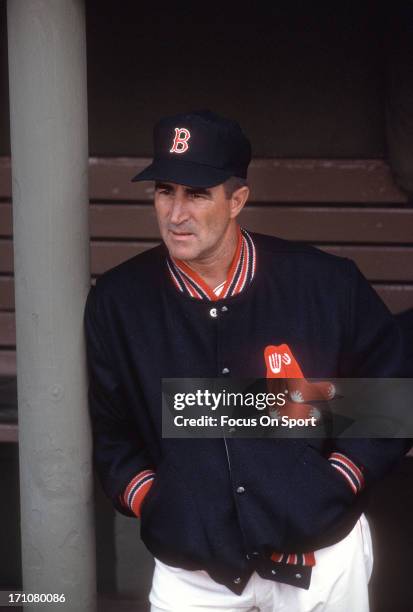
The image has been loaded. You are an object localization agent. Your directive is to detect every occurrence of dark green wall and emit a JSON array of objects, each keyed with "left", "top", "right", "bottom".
[{"left": 0, "top": 1, "right": 390, "bottom": 158}]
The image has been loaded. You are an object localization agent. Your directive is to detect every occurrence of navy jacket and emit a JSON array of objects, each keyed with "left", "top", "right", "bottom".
[{"left": 84, "top": 232, "right": 410, "bottom": 594}]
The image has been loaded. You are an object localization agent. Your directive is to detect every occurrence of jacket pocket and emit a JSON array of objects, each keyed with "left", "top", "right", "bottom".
[
  {"left": 284, "top": 442, "right": 359, "bottom": 551},
  {"left": 140, "top": 458, "right": 210, "bottom": 568}
]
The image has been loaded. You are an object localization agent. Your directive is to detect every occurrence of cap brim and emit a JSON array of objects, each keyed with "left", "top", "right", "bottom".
[{"left": 131, "top": 158, "right": 233, "bottom": 188}]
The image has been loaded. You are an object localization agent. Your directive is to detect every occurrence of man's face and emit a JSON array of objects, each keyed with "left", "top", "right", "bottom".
[{"left": 154, "top": 181, "right": 233, "bottom": 263}]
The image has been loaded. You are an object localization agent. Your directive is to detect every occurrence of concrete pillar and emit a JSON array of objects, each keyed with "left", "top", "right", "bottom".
[{"left": 7, "top": 2, "right": 96, "bottom": 611}]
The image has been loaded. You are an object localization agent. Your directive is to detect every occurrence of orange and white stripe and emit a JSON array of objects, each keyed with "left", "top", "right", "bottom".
[
  {"left": 167, "top": 227, "right": 256, "bottom": 301},
  {"left": 122, "top": 469, "right": 156, "bottom": 518},
  {"left": 329, "top": 452, "right": 365, "bottom": 494},
  {"left": 270, "top": 551, "right": 316, "bottom": 567}
]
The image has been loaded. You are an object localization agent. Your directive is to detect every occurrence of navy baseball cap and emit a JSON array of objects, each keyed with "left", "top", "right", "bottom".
[{"left": 131, "top": 110, "right": 251, "bottom": 188}]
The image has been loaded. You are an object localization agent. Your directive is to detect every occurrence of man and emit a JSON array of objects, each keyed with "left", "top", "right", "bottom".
[{"left": 84, "top": 110, "right": 409, "bottom": 611}]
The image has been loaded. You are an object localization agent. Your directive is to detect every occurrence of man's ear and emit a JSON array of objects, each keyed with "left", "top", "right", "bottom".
[{"left": 229, "top": 186, "right": 250, "bottom": 219}]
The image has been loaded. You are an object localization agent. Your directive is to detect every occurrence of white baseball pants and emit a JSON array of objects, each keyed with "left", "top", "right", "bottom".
[{"left": 149, "top": 514, "right": 373, "bottom": 612}]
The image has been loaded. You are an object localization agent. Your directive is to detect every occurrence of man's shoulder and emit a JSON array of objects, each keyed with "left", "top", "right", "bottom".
[
  {"left": 250, "top": 231, "right": 350, "bottom": 274},
  {"left": 93, "top": 243, "right": 165, "bottom": 297}
]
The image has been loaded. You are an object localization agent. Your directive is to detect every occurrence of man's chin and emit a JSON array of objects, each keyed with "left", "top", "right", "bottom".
[{"left": 166, "top": 241, "right": 199, "bottom": 262}]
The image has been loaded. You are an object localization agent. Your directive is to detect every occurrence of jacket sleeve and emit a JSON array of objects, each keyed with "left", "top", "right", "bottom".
[
  {"left": 84, "top": 284, "right": 155, "bottom": 517},
  {"left": 333, "top": 259, "right": 412, "bottom": 485}
]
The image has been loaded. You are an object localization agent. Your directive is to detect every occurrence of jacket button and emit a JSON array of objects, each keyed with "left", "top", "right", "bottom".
[
  {"left": 236, "top": 485, "right": 245, "bottom": 494},
  {"left": 221, "top": 306, "right": 228, "bottom": 312},
  {"left": 222, "top": 367, "right": 230, "bottom": 375},
  {"left": 271, "top": 569, "right": 277, "bottom": 575},
  {"left": 209, "top": 308, "right": 218, "bottom": 318},
  {"left": 233, "top": 577, "right": 242, "bottom": 584}
]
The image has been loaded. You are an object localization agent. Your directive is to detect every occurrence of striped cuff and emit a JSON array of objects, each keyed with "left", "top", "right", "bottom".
[
  {"left": 328, "top": 452, "right": 365, "bottom": 494},
  {"left": 270, "top": 551, "right": 316, "bottom": 567},
  {"left": 122, "top": 469, "right": 156, "bottom": 518}
]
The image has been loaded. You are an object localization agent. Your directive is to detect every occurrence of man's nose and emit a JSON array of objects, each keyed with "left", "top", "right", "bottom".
[{"left": 169, "top": 197, "right": 190, "bottom": 224}]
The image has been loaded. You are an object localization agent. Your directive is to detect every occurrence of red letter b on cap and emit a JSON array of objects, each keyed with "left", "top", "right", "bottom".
[{"left": 170, "top": 128, "right": 191, "bottom": 154}]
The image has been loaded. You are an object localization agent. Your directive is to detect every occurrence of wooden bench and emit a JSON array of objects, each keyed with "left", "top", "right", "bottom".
[{"left": 1, "top": 156, "right": 412, "bottom": 380}]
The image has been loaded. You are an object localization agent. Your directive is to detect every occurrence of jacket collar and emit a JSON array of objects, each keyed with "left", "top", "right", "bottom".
[{"left": 166, "top": 227, "right": 256, "bottom": 301}]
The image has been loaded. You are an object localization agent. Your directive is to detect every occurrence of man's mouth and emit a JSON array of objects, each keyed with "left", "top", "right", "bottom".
[{"left": 169, "top": 230, "right": 193, "bottom": 239}]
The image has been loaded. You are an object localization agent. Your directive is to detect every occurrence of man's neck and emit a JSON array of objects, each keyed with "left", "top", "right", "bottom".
[{"left": 182, "top": 223, "right": 240, "bottom": 290}]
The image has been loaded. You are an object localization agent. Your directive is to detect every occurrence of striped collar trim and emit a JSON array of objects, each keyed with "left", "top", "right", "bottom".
[
  {"left": 167, "top": 228, "right": 256, "bottom": 301},
  {"left": 270, "top": 551, "right": 316, "bottom": 567}
]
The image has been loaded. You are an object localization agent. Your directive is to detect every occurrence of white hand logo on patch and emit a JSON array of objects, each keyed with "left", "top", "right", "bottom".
[
  {"left": 309, "top": 406, "right": 321, "bottom": 420},
  {"left": 268, "top": 352, "right": 291, "bottom": 374},
  {"left": 289, "top": 389, "right": 304, "bottom": 403}
]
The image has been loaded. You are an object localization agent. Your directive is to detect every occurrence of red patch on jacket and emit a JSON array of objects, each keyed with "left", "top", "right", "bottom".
[{"left": 264, "top": 343, "right": 304, "bottom": 378}]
